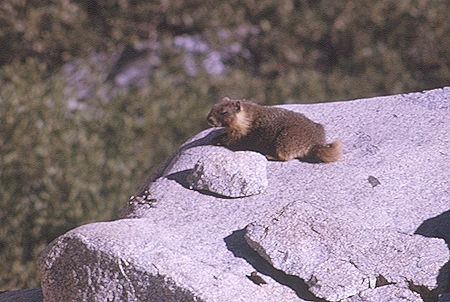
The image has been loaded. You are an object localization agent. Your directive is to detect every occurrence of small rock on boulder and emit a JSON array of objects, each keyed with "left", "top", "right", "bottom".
[{"left": 186, "top": 149, "right": 268, "bottom": 198}]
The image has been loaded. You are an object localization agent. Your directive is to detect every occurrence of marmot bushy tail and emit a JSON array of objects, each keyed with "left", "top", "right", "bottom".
[
  {"left": 207, "top": 97, "right": 343, "bottom": 163},
  {"left": 311, "top": 140, "right": 342, "bottom": 163}
]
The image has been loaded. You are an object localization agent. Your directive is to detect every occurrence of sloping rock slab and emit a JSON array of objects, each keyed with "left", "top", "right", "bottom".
[
  {"left": 245, "top": 203, "right": 448, "bottom": 301},
  {"left": 40, "top": 87, "right": 449, "bottom": 302}
]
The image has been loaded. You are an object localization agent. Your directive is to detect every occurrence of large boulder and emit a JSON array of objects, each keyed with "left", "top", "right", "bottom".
[{"left": 39, "top": 87, "right": 449, "bottom": 301}]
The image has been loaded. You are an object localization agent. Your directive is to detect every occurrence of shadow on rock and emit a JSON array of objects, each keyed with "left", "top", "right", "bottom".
[
  {"left": 415, "top": 209, "right": 450, "bottom": 301},
  {"left": 224, "top": 228, "right": 327, "bottom": 301},
  {"left": 165, "top": 169, "right": 236, "bottom": 199},
  {"left": 166, "top": 169, "right": 192, "bottom": 189},
  {"left": 137, "top": 129, "right": 223, "bottom": 195}
]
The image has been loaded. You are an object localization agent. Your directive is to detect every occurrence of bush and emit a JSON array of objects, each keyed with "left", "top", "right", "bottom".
[
  {"left": 0, "top": 59, "right": 212, "bottom": 289},
  {"left": 1, "top": 0, "right": 448, "bottom": 99}
]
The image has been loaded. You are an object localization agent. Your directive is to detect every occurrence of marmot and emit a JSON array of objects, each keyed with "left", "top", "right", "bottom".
[{"left": 207, "top": 97, "right": 342, "bottom": 163}]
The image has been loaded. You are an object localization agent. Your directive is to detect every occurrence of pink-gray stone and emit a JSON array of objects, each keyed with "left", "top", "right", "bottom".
[
  {"left": 39, "top": 87, "right": 450, "bottom": 302},
  {"left": 187, "top": 149, "right": 268, "bottom": 198}
]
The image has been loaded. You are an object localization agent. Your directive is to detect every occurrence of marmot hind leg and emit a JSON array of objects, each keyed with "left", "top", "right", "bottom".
[{"left": 274, "top": 127, "right": 316, "bottom": 161}]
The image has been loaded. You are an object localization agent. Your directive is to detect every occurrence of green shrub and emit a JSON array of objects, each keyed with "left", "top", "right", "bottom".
[
  {"left": 1, "top": 0, "right": 448, "bottom": 99},
  {"left": 0, "top": 59, "right": 212, "bottom": 289}
]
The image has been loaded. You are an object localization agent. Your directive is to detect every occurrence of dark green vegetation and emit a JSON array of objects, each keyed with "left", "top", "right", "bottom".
[{"left": 0, "top": 0, "right": 448, "bottom": 289}]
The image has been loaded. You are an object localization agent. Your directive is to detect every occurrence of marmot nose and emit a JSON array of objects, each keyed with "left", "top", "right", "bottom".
[{"left": 207, "top": 116, "right": 215, "bottom": 125}]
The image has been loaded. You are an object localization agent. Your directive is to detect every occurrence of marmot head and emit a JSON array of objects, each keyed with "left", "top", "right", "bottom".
[{"left": 207, "top": 97, "right": 243, "bottom": 127}]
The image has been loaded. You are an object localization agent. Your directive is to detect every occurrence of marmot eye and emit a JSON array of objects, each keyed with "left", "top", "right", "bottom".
[{"left": 220, "top": 111, "right": 227, "bottom": 116}]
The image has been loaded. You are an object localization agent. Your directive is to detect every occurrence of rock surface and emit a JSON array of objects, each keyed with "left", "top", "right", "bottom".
[
  {"left": 343, "top": 284, "right": 422, "bottom": 302},
  {"left": 0, "top": 289, "right": 43, "bottom": 302},
  {"left": 186, "top": 149, "right": 268, "bottom": 198},
  {"left": 245, "top": 205, "right": 448, "bottom": 301},
  {"left": 39, "top": 87, "right": 450, "bottom": 302}
]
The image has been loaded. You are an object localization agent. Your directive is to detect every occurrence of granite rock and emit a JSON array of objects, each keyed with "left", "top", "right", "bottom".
[
  {"left": 186, "top": 149, "right": 268, "bottom": 198},
  {"left": 244, "top": 203, "right": 448, "bottom": 301},
  {"left": 343, "top": 284, "right": 422, "bottom": 302},
  {"left": 39, "top": 87, "right": 450, "bottom": 302}
]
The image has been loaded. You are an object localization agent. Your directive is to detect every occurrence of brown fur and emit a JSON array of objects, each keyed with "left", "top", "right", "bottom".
[{"left": 207, "top": 97, "right": 342, "bottom": 163}]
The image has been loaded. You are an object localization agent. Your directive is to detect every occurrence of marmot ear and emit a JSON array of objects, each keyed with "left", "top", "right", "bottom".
[
  {"left": 234, "top": 100, "right": 241, "bottom": 111},
  {"left": 221, "top": 97, "right": 231, "bottom": 102}
]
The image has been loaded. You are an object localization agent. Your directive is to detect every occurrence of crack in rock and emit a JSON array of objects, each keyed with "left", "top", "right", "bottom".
[
  {"left": 224, "top": 228, "right": 328, "bottom": 301},
  {"left": 243, "top": 203, "right": 448, "bottom": 301}
]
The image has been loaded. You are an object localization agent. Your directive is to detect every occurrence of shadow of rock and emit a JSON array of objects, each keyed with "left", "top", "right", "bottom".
[
  {"left": 166, "top": 169, "right": 192, "bottom": 189},
  {"left": 224, "top": 228, "right": 327, "bottom": 301},
  {"left": 177, "top": 128, "right": 224, "bottom": 151},
  {"left": 0, "top": 289, "right": 43, "bottom": 302},
  {"left": 415, "top": 210, "right": 450, "bottom": 242},
  {"left": 137, "top": 129, "right": 223, "bottom": 194},
  {"left": 165, "top": 169, "right": 236, "bottom": 199},
  {"left": 415, "top": 209, "right": 450, "bottom": 300}
]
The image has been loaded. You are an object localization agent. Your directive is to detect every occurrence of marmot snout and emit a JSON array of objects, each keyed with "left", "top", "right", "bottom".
[
  {"left": 207, "top": 97, "right": 342, "bottom": 163},
  {"left": 207, "top": 99, "right": 241, "bottom": 127}
]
